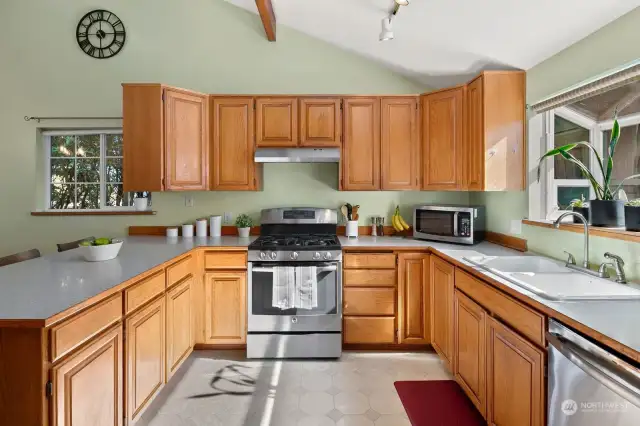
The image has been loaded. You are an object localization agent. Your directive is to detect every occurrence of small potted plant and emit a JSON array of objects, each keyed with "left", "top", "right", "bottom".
[
  {"left": 625, "top": 199, "right": 640, "bottom": 231},
  {"left": 235, "top": 214, "right": 253, "bottom": 238},
  {"left": 133, "top": 192, "right": 150, "bottom": 211},
  {"left": 568, "top": 195, "right": 589, "bottom": 224}
]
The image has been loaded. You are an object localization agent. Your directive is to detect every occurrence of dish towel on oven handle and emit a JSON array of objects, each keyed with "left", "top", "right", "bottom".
[
  {"left": 295, "top": 266, "right": 318, "bottom": 309},
  {"left": 272, "top": 267, "right": 295, "bottom": 310}
]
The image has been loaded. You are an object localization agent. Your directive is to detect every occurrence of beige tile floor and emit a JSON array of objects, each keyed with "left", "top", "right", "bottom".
[{"left": 137, "top": 350, "right": 452, "bottom": 426}]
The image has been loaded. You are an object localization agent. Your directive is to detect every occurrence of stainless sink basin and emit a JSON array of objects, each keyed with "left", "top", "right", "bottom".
[{"left": 463, "top": 255, "right": 640, "bottom": 301}]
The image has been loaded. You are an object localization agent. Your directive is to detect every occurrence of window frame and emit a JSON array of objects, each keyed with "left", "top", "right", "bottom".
[{"left": 43, "top": 129, "right": 132, "bottom": 211}]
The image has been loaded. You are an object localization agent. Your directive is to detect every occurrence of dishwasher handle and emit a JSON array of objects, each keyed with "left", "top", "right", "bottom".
[{"left": 547, "top": 331, "right": 640, "bottom": 408}]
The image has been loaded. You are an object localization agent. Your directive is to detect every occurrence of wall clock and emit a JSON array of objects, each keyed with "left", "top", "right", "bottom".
[{"left": 76, "top": 10, "right": 126, "bottom": 59}]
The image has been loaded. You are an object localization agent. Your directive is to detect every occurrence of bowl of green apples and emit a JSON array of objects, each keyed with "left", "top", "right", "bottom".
[{"left": 79, "top": 238, "right": 123, "bottom": 262}]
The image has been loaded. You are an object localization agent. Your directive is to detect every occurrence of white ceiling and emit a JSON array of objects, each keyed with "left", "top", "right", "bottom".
[{"left": 225, "top": 0, "right": 640, "bottom": 88}]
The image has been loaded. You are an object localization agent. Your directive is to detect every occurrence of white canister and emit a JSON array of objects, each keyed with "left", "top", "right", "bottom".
[
  {"left": 346, "top": 220, "right": 359, "bottom": 238},
  {"left": 182, "top": 224, "right": 194, "bottom": 238},
  {"left": 166, "top": 227, "right": 179, "bottom": 238},
  {"left": 196, "top": 218, "right": 208, "bottom": 237},
  {"left": 133, "top": 197, "right": 148, "bottom": 211},
  {"left": 210, "top": 215, "right": 222, "bottom": 237}
]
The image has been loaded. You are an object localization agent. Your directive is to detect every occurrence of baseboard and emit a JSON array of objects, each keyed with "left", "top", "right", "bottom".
[
  {"left": 194, "top": 343, "right": 247, "bottom": 350},
  {"left": 343, "top": 344, "right": 434, "bottom": 351}
]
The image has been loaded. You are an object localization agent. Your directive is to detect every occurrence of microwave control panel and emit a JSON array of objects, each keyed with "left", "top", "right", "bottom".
[{"left": 459, "top": 215, "right": 471, "bottom": 237}]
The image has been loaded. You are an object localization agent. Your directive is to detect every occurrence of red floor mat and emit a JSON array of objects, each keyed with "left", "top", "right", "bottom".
[{"left": 394, "top": 380, "right": 485, "bottom": 426}]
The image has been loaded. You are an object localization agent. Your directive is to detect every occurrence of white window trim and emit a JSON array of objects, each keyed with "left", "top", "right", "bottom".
[{"left": 44, "top": 129, "right": 133, "bottom": 211}]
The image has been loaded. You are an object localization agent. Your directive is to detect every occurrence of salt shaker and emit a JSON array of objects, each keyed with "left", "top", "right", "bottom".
[{"left": 371, "top": 217, "right": 378, "bottom": 236}]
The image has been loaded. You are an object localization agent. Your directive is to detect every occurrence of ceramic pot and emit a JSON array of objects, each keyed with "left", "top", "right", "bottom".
[
  {"left": 624, "top": 206, "right": 640, "bottom": 231},
  {"left": 589, "top": 200, "right": 625, "bottom": 227},
  {"left": 133, "top": 197, "right": 148, "bottom": 211},
  {"left": 238, "top": 227, "right": 251, "bottom": 238},
  {"left": 571, "top": 206, "right": 590, "bottom": 224}
]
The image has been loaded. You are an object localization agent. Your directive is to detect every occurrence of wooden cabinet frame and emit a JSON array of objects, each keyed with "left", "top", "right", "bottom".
[{"left": 397, "top": 253, "right": 430, "bottom": 344}]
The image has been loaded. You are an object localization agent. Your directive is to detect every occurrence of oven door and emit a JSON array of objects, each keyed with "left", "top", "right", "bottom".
[
  {"left": 414, "top": 207, "right": 472, "bottom": 243},
  {"left": 248, "top": 261, "right": 342, "bottom": 333}
]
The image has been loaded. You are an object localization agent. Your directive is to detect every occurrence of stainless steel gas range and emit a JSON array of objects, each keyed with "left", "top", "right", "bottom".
[{"left": 246, "top": 207, "right": 342, "bottom": 359}]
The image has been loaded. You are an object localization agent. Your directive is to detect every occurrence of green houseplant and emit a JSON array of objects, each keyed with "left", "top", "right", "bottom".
[
  {"left": 624, "top": 199, "right": 640, "bottom": 232},
  {"left": 235, "top": 214, "right": 253, "bottom": 238},
  {"left": 538, "top": 116, "right": 640, "bottom": 227},
  {"left": 568, "top": 195, "right": 589, "bottom": 224}
]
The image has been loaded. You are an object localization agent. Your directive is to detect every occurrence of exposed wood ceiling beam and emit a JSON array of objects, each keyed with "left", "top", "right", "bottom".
[{"left": 255, "top": 0, "right": 276, "bottom": 42}]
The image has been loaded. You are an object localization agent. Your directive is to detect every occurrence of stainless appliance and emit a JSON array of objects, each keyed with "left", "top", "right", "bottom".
[
  {"left": 254, "top": 148, "right": 340, "bottom": 163},
  {"left": 547, "top": 320, "right": 640, "bottom": 426},
  {"left": 413, "top": 204, "right": 485, "bottom": 245},
  {"left": 247, "top": 207, "right": 342, "bottom": 359}
]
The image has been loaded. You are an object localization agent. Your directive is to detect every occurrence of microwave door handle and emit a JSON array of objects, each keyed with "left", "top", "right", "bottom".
[{"left": 453, "top": 212, "right": 459, "bottom": 236}]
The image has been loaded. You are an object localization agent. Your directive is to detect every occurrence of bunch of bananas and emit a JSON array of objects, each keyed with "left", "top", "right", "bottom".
[{"left": 392, "top": 206, "right": 410, "bottom": 232}]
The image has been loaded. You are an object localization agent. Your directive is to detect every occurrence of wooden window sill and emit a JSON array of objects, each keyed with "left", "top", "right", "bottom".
[
  {"left": 522, "top": 219, "right": 640, "bottom": 244},
  {"left": 31, "top": 210, "right": 156, "bottom": 216}
]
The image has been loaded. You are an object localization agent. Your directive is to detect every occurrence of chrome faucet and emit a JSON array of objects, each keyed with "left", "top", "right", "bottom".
[
  {"left": 554, "top": 212, "right": 589, "bottom": 268},
  {"left": 604, "top": 252, "right": 627, "bottom": 284}
]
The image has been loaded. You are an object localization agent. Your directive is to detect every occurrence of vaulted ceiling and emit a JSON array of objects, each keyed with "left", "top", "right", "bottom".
[{"left": 225, "top": 0, "right": 640, "bottom": 88}]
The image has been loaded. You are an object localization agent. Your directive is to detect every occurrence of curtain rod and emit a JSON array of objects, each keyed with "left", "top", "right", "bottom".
[{"left": 24, "top": 116, "right": 122, "bottom": 123}]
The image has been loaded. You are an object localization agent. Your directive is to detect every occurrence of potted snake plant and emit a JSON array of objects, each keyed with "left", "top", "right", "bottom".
[
  {"left": 538, "top": 116, "right": 640, "bottom": 227},
  {"left": 568, "top": 195, "right": 590, "bottom": 224},
  {"left": 625, "top": 199, "right": 640, "bottom": 231}
]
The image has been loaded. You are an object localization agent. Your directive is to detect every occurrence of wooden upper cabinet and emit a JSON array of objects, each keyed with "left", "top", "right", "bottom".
[
  {"left": 51, "top": 325, "right": 123, "bottom": 426},
  {"left": 342, "top": 97, "right": 381, "bottom": 190},
  {"left": 454, "top": 290, "right": 487, "bottom": 418},
  {"left": 466, "top": 71, "right": 526, "bottom": 191},
  {"left": 210, "top": 97, "right": 258, "bottom": 190},
  {"left": 487, "top": 316, "right": 545, "bottom": 426},
  {"left": 381, "top": 97, "right": 420, "bottom": 190},
  {"left": 255, "top": 97, "right": 298, "bottom": 147},
  {"left": 164, "top": 88, "right": 209, "bottom": 190},
  {"left": 299, "top": 97, "right": 342, "bottom": 147},
  {"left": 204, "top": 271, "right": 247, "bottom": 344},
  {"left": 422, "top": 87, "right": 464, "bottom": 190},
  {"left": 398, "top": 253, "right": 430, "bottom": 344},
  {"left": 430, "top": 256, "right": 455, "bottom": 371}
]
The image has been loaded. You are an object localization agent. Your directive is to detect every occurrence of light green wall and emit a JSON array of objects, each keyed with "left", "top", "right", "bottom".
[
  {"left": 0, "top": 0, "right": 468, "bottom": 256},
  {"left": 477, "top": 6, "right": 640, "bottom": 278}
]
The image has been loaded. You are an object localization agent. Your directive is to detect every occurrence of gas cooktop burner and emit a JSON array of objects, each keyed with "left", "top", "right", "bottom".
[{"left": 250, "top": 234, "right": 340, "bottom": 250}]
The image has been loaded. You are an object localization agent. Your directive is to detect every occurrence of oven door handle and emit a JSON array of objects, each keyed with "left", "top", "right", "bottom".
[{"left": 251, "top": 265, "right": 338, "bottom": 273}]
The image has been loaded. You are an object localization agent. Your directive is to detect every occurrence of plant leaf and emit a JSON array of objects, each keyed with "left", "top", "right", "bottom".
[
  {"left": 611, "top": 173, "right": 640, "bottom": 198},
  {"left": 557, "top": 150, "right": 605, "bottom": 199},
  {"left": 605, "top": 118, "right": 621, "bottom": 193}
]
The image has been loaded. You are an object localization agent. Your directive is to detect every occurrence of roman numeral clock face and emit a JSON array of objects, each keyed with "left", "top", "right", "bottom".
[{"left": 76, "top": 10, "right": 126, "bottom": 59}]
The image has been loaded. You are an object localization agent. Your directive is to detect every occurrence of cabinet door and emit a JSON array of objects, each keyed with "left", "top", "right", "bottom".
[
  {"left": 381, "top": 97, "right": 420, "bottom": 190},
  {"left": 342, "top": 97, "right": 380, "bottom": 190},
  {"left": 255, "top": 97, "right": 298, "bottom": 147},
  {"left": 52, "top": 325, "right": 123, "bottom": 426},
  {"left": 430, "top": 256, "right": 455, "bottom": 371},
  {"left": 166, "top": 278, "right": 194, "bottom": 381},
  {"left": 210, "top": 97, "right": 257, "bottom": 190},
  {"left": 299, "top": 98, "right": 342, "bottom": 147},
  {"left": 454, "top": 290, "right": 487, "bottom": 417},
  {"left": 422, "top": 87, "right": 464, "bottom": 190},
  {"left": 487, "top": 316, "right": 544, "bottom": 426},
  {"left": 204, "top": 271, "right": 247, "bottom": 344},
  {"left": 466, "top": 76, "right": 484, "bottom": 190},
  {"left": 398, "top": 253, "right": 429, "bottom": 344},
  {"left": 164, "top": 88, "right": 208, "bottom": 190},
  {"left": 126, "top": 297, "right": 165, "bottom": 422}
]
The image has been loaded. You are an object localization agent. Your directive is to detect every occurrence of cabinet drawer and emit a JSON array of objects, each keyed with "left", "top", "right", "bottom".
[
  {"left": 344, "top": 269, "right": 396, "bottom": 287},
  {"left": 167, "top": 255, "right": 193, "bottom": 288},
  {"left": 204, "top": 251, "right": 247, "bottom": 270},
  {"left": 344, "top": 253, "right": 396, "bottom": 269},
  {"left": 344, "top": 288, "right": 395, "bottom": 316},
  {"left": 455, "top": 269, "right": 545, "bottom": 346},
  {"left": 125, "top": 270, "right": 166, "bottom": 315},
  {"left": 50, "top": 293, "right": 122, "bottom": 362},
  {"left": 344, "top": 317, "right": 396, "bottom": 344}
]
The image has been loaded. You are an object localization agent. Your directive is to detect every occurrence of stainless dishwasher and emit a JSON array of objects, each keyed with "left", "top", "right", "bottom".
[{"left": 547, "top": 320, "right": 640, "bottom": 425}]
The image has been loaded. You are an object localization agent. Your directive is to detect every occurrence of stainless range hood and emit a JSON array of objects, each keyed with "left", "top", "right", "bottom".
[{"left": 254, "top": 148, "right": 341, "bottom": 163}]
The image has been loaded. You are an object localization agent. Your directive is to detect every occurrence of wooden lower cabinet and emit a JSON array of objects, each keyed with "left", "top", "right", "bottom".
[
  {"left": 486, "top": 316, "right": 545, "bottom": 426},
  {"left": 126, "top": 297, "right": 166, "bottom": 422},
  {"left": 204, "top": 271, "right": 247, "bottom": 344},
  {"left": 343, "top": 317, "right": 395, "bottom": 344},
  {"left": 454, "top": 290, "right": 487, "bottom": 417},
  {"left": 166, "top": 278, "right": 194, "bottom": 380},
  {"left": 430, "top": 256, "right": 455, "bottom": 371},
  {"left": 398, "top": 253, "right": 430, "bottom": 344},
  {"left": 51, "top": 325, "right": 123, "bottom": 426}
]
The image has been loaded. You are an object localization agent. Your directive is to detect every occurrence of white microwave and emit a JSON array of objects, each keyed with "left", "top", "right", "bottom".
[{"left": 413, "top": 205, "right": 486, "bottom": 245}]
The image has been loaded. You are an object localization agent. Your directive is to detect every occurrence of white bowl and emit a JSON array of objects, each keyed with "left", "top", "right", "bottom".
[{"left": 81, "top": 239, "right": 123, "bottom": 262}]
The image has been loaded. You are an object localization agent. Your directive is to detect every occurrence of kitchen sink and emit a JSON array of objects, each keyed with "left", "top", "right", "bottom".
[{"left": 464, "top": 255, "right": 640, "bottom": 301}]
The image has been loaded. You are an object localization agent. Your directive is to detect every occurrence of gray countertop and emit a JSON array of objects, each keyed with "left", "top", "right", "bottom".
[{"left": 1, "top": 235, "right": 639, "bottom": 357}]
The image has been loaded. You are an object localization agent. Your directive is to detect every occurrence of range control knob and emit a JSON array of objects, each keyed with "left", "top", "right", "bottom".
[
  {"left": 269, "top": 251, "right": 277, "bottom": 260},
  {"left": 259, "top": 251, "right": 267, "bottom": 260},
  {"left": 313, "top": 252, "right": 321, "bottom": 260},
  {"left": 323, "top": 252, "right": 332, "bottom": 260},
  {"left": 290, "top": 252, "right": 299, "bottom": 260}
]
